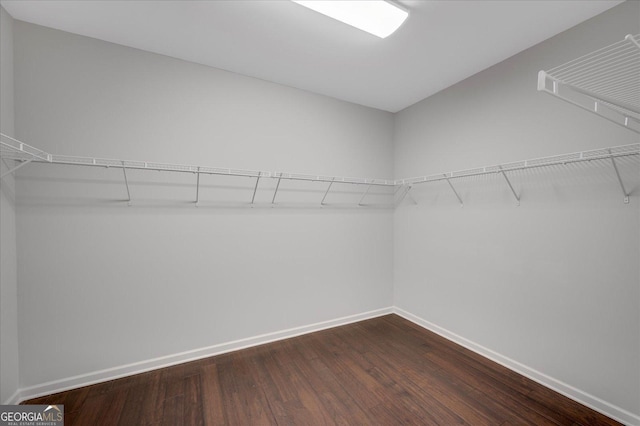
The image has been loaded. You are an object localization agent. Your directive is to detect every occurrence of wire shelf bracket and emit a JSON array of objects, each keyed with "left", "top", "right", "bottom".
[
  {"left": 271, "top": 173, "right": 282, "bottom": 205},
  {"left": 394, "top": 185, "right": 412, "bottom": 206},
  {"left": 538, "top": 34, "right": 640, "bottom": 133},
  {"left": 320, "top": 179, "right": 334, "bottom": 206},
  {"left": 358, "top": 183, "right": 372, "bottom": 206},
  {"left": 0, "top": 133, "right": 51, "bottom": 178},
  {"left": 499, "top": 167, "right": 520, "bottom": 206},
  {"left": 195, "top": 167, "right": 201, "bottom": 207},
  {"left": 250, "top": 175, "right": 261, "bottom": 205},
  {"left": 121, "top": 161, "right": 132, "bottom": 206},
  {"left": 609, "top": 149, "right": 630, "bottom": 204},
  {"left": 444, "top": 174, "right": 464, "bottom": 207},
  {"left": 1, "top": 158, "right": 33, "bottom": 179}
]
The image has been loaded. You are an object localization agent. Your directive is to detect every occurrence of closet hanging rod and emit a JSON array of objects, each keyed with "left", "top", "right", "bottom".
[
  {"left": 397, "top": 143, "right": 640, "bottom": 186},
  {"left": 0, "top": 133, "right": 396, "bottom": 187}
]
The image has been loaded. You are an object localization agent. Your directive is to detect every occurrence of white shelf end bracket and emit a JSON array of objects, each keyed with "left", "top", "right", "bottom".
[
  {"left": 122, "top": 161, "right": 132, "bottom": 206},
  {"left": 0, "top": 158, "right": 33, "bottom": 179},
  {"left": 321, "top": 178, "right": 334, "bottom": 206},
  {"left": 272, "top": 173, "right": 282, "bottom": 205},
  {"left": 395, "top": 185, "right": 412, "bottom": 206},
  {"left": 358, "top": 183, "right": 372, "bottom": 206},
  {"left": 195, "top": 166, "right": 200, "bottom": 207},
  {"left": 499, "top": 167, "right": 520, "bottom": 206},
  {"left": 609, "top": 150, "right": 630, "bottom": 204},
  {"left": 250, "top": 174, "right": 261, "bottom": 205},
  {"left": 537, "top": 71, "right": 640, "bottom": 134},
  {"left": 444, "top": 174, "right": 463, "bottom": 207}
]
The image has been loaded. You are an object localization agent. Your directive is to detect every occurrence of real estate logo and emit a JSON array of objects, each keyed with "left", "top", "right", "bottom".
[{"left": 0, "top": 405, "right": 63, "bottom": 426}]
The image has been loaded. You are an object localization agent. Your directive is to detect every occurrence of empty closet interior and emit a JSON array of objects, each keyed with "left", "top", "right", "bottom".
[{"left": 1, "top": 1, "right": 639, "bottom": 424}]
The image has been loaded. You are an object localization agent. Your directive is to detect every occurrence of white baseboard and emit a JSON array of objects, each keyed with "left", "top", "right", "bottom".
[
  {"left": 393, "top": 307, "right": 640, "bottom": 426},
  {"left": 16, "top": 307, "right": 393, "bottom": 404}
]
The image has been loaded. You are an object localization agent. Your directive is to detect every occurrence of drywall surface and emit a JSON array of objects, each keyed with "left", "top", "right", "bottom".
[
  {"left": 0, "top": 5, "right": 19, "bottom": 404},
  {"left": 13, "top": 21, "right": 394, "bottom": 389},
  {"left": 394, "top": 1, "right": 640, "bottom": 419}
]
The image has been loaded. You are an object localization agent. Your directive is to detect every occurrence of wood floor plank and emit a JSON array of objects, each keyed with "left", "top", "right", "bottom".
[
  {"left": 137, "top": 370, "right": 166, "bottom": 425},
  {"left": 269, "top": 339, "right": 355, "bottom": 425},
  {"left": 216, "top": 354, "right": 278, "bottom": 425},
  {"left": 199, "top": 363, "right": 227, "bottom": 426},
  {"left": 307, "top": 328, "right": 464, "bottom": 424},
  {"left": 161, "top": 395, "right": 184, "bottom": 426},
  {"left": 339, "top": 322, "right": 496, "bottom": 425},
  {"left": 526, "top": 389, "right": 621, "bottom": 426},
  {"left": 380, "top": 315, "right": 540, "bottom": 396},
  {"left": 62, "top": 386, "right": 90, "bottom": 414},
  {"left": 183, "top": 374, "right": 205, "bottom": 426},
  {"left": 71, "top": 388, "right": 128, "bottom": 426},
  {"left": 117, "top": 382, "right": 148, "bottom": 426},
  {"left": 376, "top": 316, "right": 580, "bottom": 425},
  {"left": 291, "top": 338, "right": 379, "bottom": 424},
  {"left": 425, "top": 348, "right": 572, "bottom": 425},
  {"left": 22, "top": 314, "right": 621, "bottom": 426}
]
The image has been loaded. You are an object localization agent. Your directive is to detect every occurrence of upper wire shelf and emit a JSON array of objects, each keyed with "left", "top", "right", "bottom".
[{"left": 538, "top": 34, "right": 640, "bottom": 133}]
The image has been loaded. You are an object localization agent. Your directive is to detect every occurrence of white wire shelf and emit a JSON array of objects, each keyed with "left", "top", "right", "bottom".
[
  {"left": 0, "top": 133, "right": 396, "bottom": 186},
  {"left": 397, "top": 143, "right": 639, "bottom": 205},
  {"left": 0, "top": 133, "right": 395, "bottom": 185},
  {"left": 538, "top": 34, "right": 640, "bottom": 133},
  {"left": 1, "top": 133, "right": 399, "bottom": 207},
  {"left": 2, "top": 133, "right": 638, "bottom": 206},
  {"left": 398, "top": 143, "right": 640, "bottom": 185}
]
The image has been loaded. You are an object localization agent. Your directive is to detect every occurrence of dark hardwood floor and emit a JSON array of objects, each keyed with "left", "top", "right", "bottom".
[{"left": 23, "top": 314, "right": 620, "bottom": 425}]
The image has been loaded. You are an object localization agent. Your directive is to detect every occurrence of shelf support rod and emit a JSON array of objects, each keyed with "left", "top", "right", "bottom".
[
  {"left": 444, "top": 175, "right": 463, "bottom": 207},
  {"left": 395, "top": 185, "right": 412, "bottom": 206},
  {"left": 0, "top": 159, "right": 33, "bottom": 179},
  {"left": 609, "top": 150, "right": 629, "bottom": 204},
  {"left": 321, "top": 179, "right": 334, "bottom": 205},
  {"left": 251, "top": 174, "right": 261, "bottom": 204},
  {"left": 358, "top": 183, "right": 372, "bottom": 206},
  {"left": 195, "top": 167, "right": 200, "bottom": 206},
  {"left": 272, "top": 173, "right": 282, "bottom": 204},
  {"left": 122, "top": 161, "right": 132, "bottom": 206},
  {"left": 499, "top": 167, "right": 520, "bottom": 206}
]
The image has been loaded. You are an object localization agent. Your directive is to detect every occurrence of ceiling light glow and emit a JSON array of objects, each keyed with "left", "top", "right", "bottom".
[{"left": 292, "top": 1, "right": 409, "bottom": 39}]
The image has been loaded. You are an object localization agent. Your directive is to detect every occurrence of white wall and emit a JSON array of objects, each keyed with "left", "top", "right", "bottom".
[
  {"left": 0, "top": 5, "right": 19, "bottom": 404},
  {"left": 5, "top": 2, "right": 639, "bottom": 422},
  {"left": 394, "top": 1, "right": 639, "bottom": 421},
  {"left": 13, "top": 21, "right": 394, "bottom": 389}
]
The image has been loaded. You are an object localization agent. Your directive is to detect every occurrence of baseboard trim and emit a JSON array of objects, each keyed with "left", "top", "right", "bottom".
[
  {"left": 17, "top": 306, "right": 393, "bottom": 403},
  {"left": 393, "top": 307, "right": 640, "bottom": 426}
]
